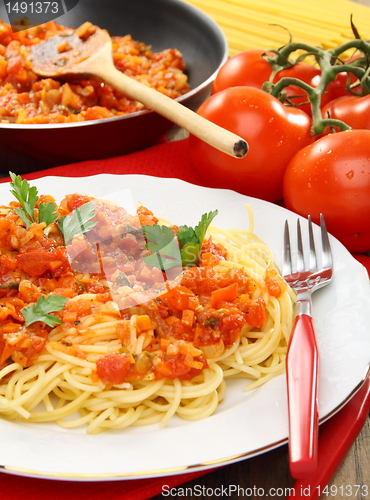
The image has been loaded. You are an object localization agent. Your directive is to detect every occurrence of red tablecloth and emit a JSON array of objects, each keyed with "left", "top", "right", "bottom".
[
  {"left": 17, "top": 137, "right": 202, "bottom": 184},
  {"left": 1, "top": 470, "right": 211, "bottom": 500}
]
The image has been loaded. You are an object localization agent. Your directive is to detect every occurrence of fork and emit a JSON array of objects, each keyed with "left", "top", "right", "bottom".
[{"left": 282, "top": 214, "right": 333, "bottom": 479}]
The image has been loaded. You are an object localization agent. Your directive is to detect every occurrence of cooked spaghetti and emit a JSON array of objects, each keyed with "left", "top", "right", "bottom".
[{"left": 0, "top": 181, "right": 295, "bottom": 434}]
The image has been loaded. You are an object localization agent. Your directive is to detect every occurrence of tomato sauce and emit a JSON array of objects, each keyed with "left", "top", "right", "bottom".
[
  {"left": 0, "top": 21, "right": 191, "bottom": 124},
  {"left": 0, "top": 193, "right": 284, "bottom": 385}
]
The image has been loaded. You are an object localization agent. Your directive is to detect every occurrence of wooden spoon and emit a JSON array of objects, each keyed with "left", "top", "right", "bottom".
[{"left": 30, "top": 24, "right": 248, "bottom": 158}]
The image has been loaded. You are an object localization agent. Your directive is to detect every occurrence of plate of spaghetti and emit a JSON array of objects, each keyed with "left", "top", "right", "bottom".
[{"left": 0, "top": 174, "right": 369, "bottom": 480}]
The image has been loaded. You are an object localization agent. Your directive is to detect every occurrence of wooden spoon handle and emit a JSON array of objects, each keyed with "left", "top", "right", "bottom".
[{"left": 92, "top": 59, "right": 248, "bottom": 158}]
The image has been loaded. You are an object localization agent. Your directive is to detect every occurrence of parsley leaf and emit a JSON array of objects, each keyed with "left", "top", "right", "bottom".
[
  {"left": 9, "top": 172, "right": 58, "bottom": 229},
  {"left": 142, "top": 209, "right": 218, "bottom": 271},
  {"left": 176, "top": 225, "right": 198, "bottom": 247},
  {"left": 193, "top": 210, "right": 219, "bottom": 244},
  {"left": 142, "top": 225, "right": 182, "bottom": 271},
  {"left": 22, "top": 295, "right": 68, "bottom": 327},
  {"left": 180, "top": 241, "right": 201, "bottom": 267},
  {"left": 38, "top": 202, "right": 59, "bottom": 227},
  {"left": 58, "top": 201, "right": 97, "bottom": 245},
  {"left": 144, "top": 225, "right": 175, "bottom": 253},
  {"left": 8, "top": 173, "right": 97, "bottom": 245},
  {"left": 177, "top": 211, "right": 218, "bottom": 266},
  {"left": 10, "top": 172, "right": 38, "bottom": 227}
]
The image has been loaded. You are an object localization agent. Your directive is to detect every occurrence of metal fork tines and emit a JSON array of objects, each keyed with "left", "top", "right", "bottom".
[
  {"left": 283, "top": 215, "right": 333, "bottom": 298},
  {"left": 282, "top": 214, "right": 333, "bottom": 479}
]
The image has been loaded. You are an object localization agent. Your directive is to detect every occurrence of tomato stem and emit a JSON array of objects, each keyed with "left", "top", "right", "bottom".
[{"left": 263, "top": 38, "right": 370, "bottom": 135}]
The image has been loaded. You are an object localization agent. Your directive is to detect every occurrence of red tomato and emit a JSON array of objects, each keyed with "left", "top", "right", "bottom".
[
  {"left": 188, "top": 86, "right": 314, "bottom": 203},
  {"left": 330, "top": 71, "right": 360, "bottom": 99},
  {"left": 212, "top": 53, "right": 335, "bottom": 116},
  {"left": 283, "top": 130, "right": 370, "bottom": 253},
  {"left": 273, "top": 63, "right": 336, "bottom": 116},
  {"left": 96, "top": 353, "right": 131, "bottom": 385},
  {"left": 329, "top": 54, "right": 362, "bottom": 99},
  {"left": 212, "top": 50, "right": 274, "bottom": 94},
  {"left": 321, "top": 94, "right": 370, "bottom": 133}
]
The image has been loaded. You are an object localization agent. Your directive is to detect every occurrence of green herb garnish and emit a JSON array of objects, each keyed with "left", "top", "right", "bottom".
[
  {"left": 142, "top": 209, "right": 218, "bottom": 271},
  {"left": 204, "top": 316, "right": 220, "bottom": 328},
  {"left": 57, "top": 201, "right": 97, "bottom": 245},
  {"left": 177, "top": 210, "right": 218, "bottom": 267},
  {"left": 38, "top": 201, "right": 59, "bottom": 227},
  {"left": 9, "top": 172, "right": 58, "bottom": 228},
  {"left": 8, "top": 173, "right": 98, "bottom": 247},
  {"left": 142, "top": 224, "right": 182, "bottom": 271},
  {"left": 10, "top": 172, "right": 39, "bottom": 227},
  {"left": 22, "top": 295, "right": 68, "bottom": 327}
]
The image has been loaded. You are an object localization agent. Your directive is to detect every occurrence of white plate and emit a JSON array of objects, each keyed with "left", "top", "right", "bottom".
[{"left": 0, "top": 174, "right": 369, "bottom": 481}]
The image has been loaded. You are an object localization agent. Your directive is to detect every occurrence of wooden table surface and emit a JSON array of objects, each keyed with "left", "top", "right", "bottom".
[{"left": 0, "top": 1, "right": 369, "bottom": 498}]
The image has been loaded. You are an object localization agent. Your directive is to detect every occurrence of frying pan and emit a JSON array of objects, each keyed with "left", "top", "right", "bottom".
[{"left": 0, "top": 0, "right": 228, "bottom": 172}]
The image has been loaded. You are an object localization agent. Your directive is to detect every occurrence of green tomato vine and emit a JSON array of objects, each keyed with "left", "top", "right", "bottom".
[{"left": 261, "top": 20, "right": 370, "bottom": 136}]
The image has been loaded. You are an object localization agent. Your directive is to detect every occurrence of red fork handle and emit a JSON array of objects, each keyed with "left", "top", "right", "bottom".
[
  {"left": 287, "top": 371, "right": 370, "bottom": 499},
  {"left": 286, "top": 313, "right": 319, "bottom": 479}
]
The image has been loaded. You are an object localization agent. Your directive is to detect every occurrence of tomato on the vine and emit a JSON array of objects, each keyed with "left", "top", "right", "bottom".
[
  {"left": 188, "top": 86, "right": 314, "bottom": 203},
  {"left": 273, "top": 63, "right": 336, "bottom": 116},
  {"left": 283, "top": 130, "right": 370, "bottom": 253},
  {"left": 321, "top": 94, "right": 370, "bottom": 133},
  {"left": 330, "top": 71, "right": 361, "bottom": 98},
  {"left": 329, "top": 54, "right": 362, "bottom": 98},
  {"left": 212, "top": 51, "right": 336, "bottom": 116},
  {"left": 211, "top": 50, "right": 274, "bottom": 94}
]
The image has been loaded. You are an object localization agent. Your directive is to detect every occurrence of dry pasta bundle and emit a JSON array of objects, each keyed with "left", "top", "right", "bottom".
[
  {"left": 185, "top": 0, "right": 370, "bottom": 55},
  {"left": 0, "top": 176, "right": 295, "bottom": 434}
]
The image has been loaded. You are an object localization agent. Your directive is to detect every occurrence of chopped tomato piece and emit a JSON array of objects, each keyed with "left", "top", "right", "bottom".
[
  {"left": 201, "top": 237, "right": 227, "bottom": 260},
  {"left": 0, "top": 334, "right": 47, "bottom": 368},
  {"left": 241, "top": 298, "right": 267, "bottom": 328},
  {"left": 136, "top": 315, "right": 153, "bottom": 331},
  {"left": 0, "top": 254, "right": 18, "bottom": 271},
  {"left": 211, "top": 282, "right": 239, "bottom": 308},
  {"left": 84, "top": 281, "right": 106, "bottom": 294},
  {"left": 160, "top": 338, "right": 171, "bottom": 351},
  {"left": 96, "top": 353, "right": 131, "bottom": 385},
  {"left": 265, "top": 278, "right": 282, "bottom": 298},
  {"left": 155, "top": 358, "right": 190, "bottom": 380},
  {"left": 61, "top": 299, "right": 92, "bottom": 323},
  {"left": 160, "top": 286, "right": 199, "bottom": 311},
  {"left": 155, "top": 356, "right": 207, "bottom": 380},
  {"left": 137, "top": 206, "right": 159, "bottom": 226},
  {"left": 0, "top": 297, "right": 26, "bottom": 322},
  {"left": 181, "top": 309, "right": 194, "bottom": 327},
  {"left": 16, "top": 250, "right": 61, "bottom": 276},
  {"left": 264, "top": 268, "right": 285, "bottom": 298},
  {"left": 200, "top": 252, "right": 220, "bottom": 267}
]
